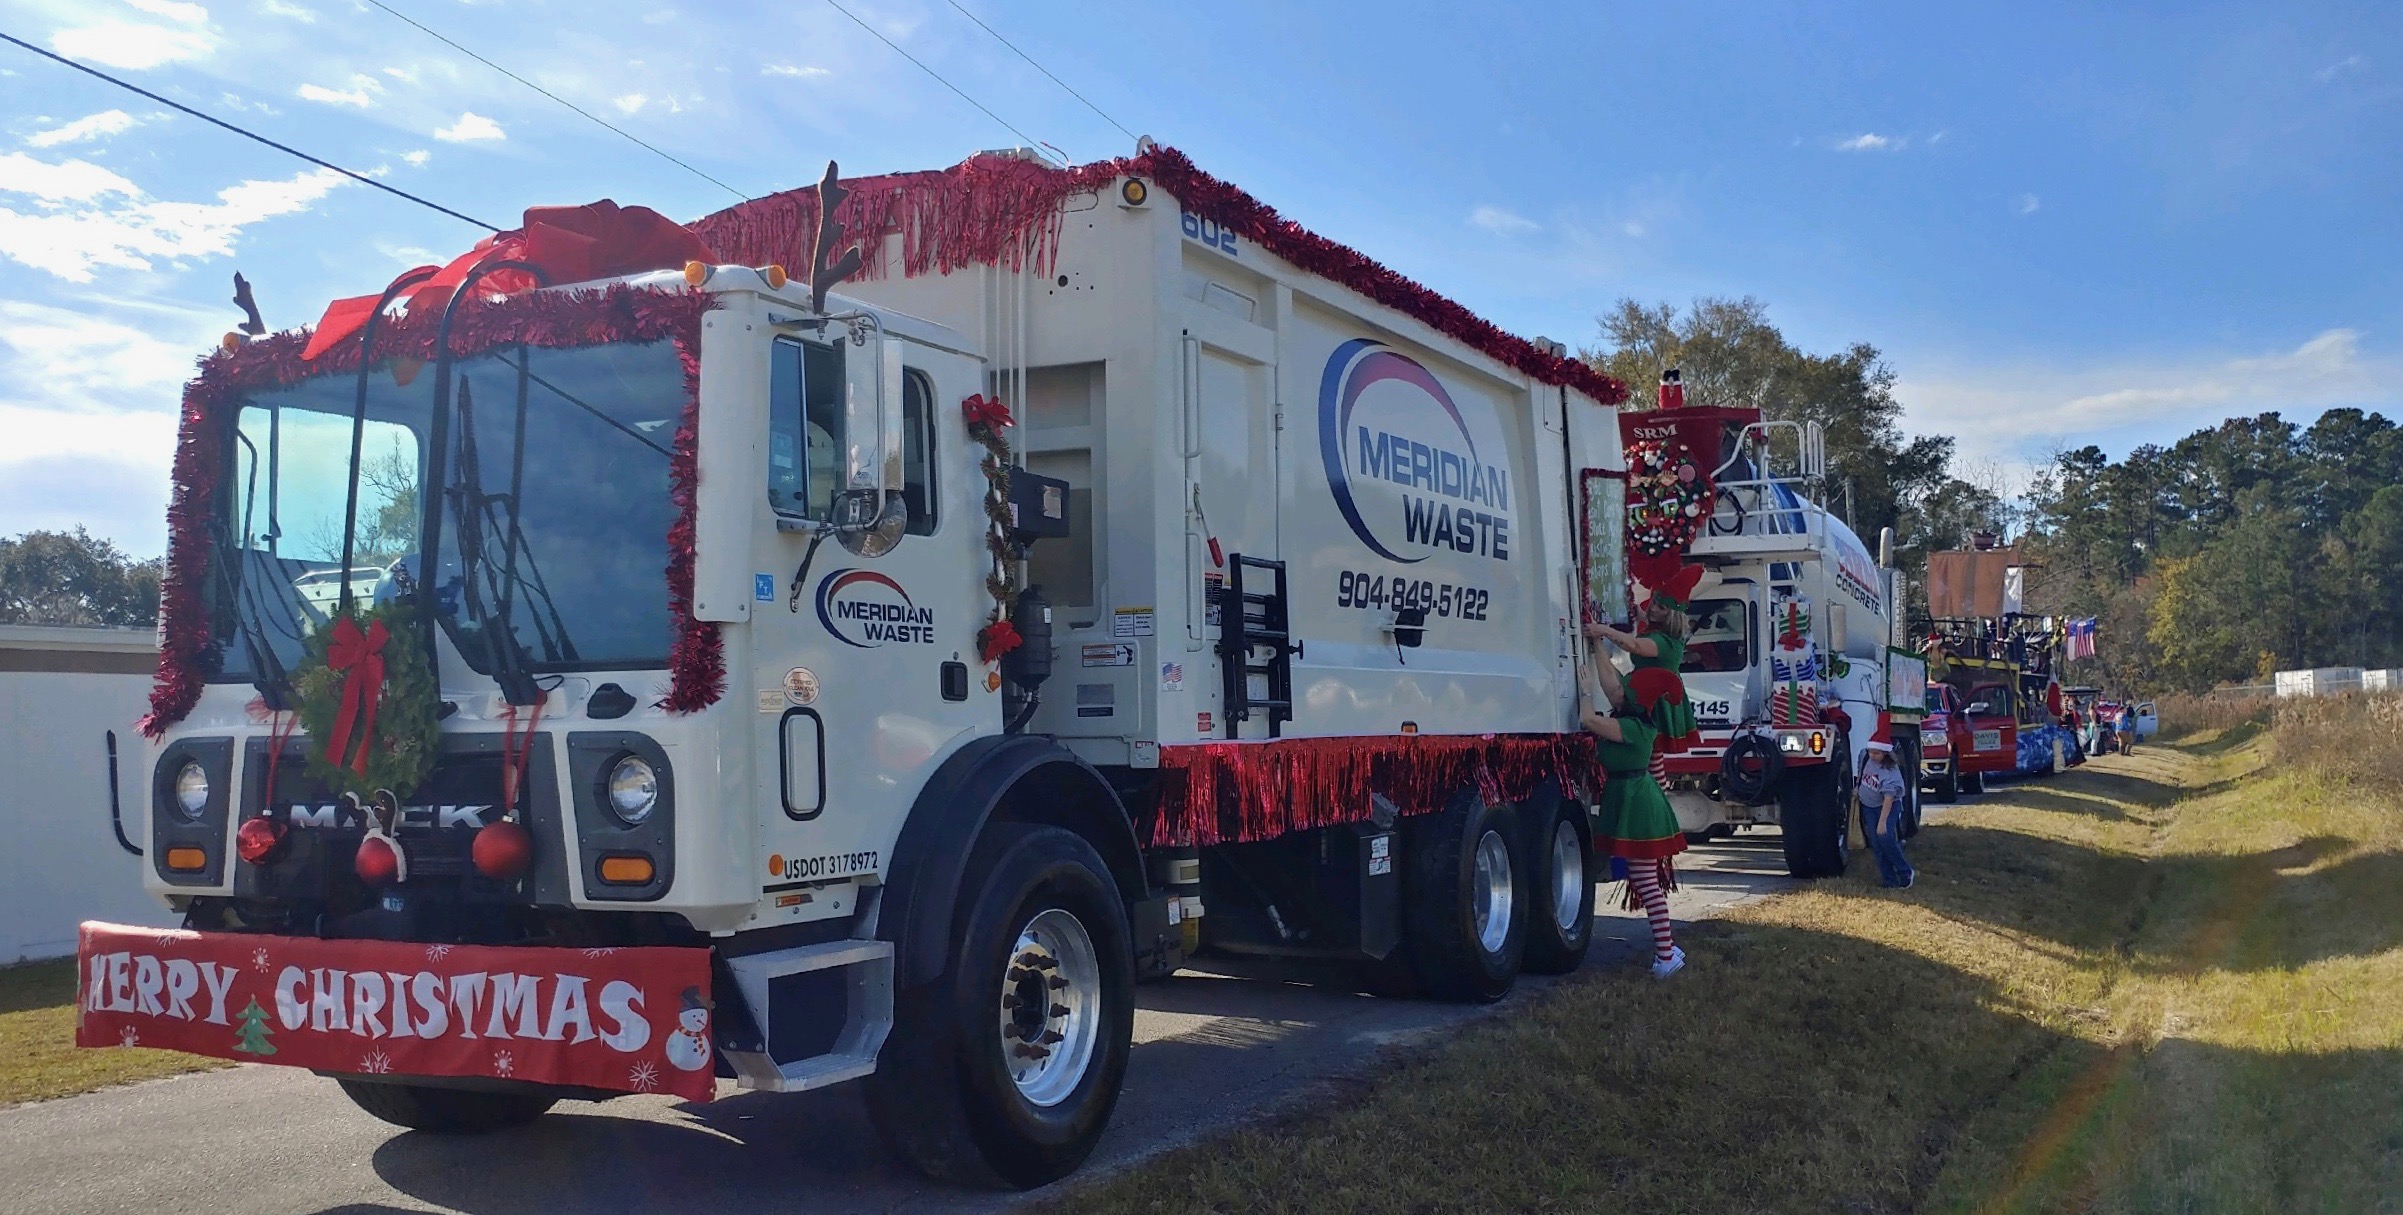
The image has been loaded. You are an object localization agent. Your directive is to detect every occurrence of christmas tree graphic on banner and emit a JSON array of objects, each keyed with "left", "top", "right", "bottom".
[{"left": 233, "top": 997, "right": 276, "bottom": 1056}]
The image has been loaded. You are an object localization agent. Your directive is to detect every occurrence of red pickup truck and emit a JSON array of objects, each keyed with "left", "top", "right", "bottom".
[{"left": 1921, "top": 682, "right": 2018, "bottom": 798}]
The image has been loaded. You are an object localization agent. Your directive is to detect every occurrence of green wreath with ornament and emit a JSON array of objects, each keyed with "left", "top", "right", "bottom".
[
  {"left": 289, "top": 600, "right": 442, "bottom": 799},
  {"left": 1625, "top": 437, "right": 1711, "bottom": 558}
]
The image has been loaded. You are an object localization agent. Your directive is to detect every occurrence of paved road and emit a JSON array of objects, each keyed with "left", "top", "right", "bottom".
[{"left": 0, "top": 838, "right": 1794, "bottom": 1215}]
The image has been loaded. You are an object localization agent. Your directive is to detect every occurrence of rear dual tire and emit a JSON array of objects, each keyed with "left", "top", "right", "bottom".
[
  {"left": 1399, "top": 792, "right": 1526, "bottom": 1002},
  {"left": 1518, "top": 790, "right": 1594, "bottom": 976},
  {"left": 1777, "top": 735, "right": 1851, "bottom": 879}
]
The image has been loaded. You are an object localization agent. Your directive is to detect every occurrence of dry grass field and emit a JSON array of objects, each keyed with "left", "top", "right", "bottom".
[{"left": 1059, "top": 700, "right": 2402, "bottom": 1214}]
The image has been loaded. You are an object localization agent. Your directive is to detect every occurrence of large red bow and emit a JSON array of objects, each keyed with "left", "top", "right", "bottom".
[
  {"left": 325, "top": 616, "right": 390, "bottom": 775},
  {"left": 962, "top": 393, "right": 1014, "bottom": 432}
]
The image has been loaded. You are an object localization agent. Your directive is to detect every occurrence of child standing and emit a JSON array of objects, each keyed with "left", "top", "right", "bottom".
[{"left": 1859, "top": 734, "right": 1913, "bottom": 889}]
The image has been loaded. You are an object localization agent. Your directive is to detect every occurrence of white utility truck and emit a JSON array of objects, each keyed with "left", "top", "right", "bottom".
[
  {"left": 89, "top": 148, "right": 1633, "bottom": 1187},
  {"left": 1629, "top": 411, "right": 1921, "bottom": 874}
]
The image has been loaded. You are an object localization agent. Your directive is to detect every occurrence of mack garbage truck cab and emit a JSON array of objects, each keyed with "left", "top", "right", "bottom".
[
  {"left": 1634, "top": 413, "right": 1916, "bottom": 877},
  {"left": 88, "top": 150, "right": 1625, "bottom": 1189}
]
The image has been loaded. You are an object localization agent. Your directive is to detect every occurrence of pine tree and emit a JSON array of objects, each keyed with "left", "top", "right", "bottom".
[{"left": 233, "top": 997, "right": 276, "bottom": 1056}]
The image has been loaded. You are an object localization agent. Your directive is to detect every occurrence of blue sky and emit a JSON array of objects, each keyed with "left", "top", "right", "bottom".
[{"left": 2, "top": 0, "right": 2398, "bottom": 556}]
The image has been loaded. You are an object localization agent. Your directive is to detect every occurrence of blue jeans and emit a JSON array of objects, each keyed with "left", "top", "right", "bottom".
[{"left": 1866, "top": 801, "right": 1913, "bottom": 887}]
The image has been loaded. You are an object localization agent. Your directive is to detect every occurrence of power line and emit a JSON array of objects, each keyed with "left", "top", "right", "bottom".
[
  {"left": 942, "top": 0, "right": 1136, "bottom": 144},
  {"left": 363, "top": 0, "right": 748, "bottom": 201},
  {"left": 0, "top": 28, "right": 498, "bottom": 231},
  {"left": 822, "top": 0, "right": 1049, "bottom": 154}
]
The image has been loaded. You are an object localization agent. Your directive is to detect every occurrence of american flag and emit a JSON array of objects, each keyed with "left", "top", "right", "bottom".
[{"left": 2066, "top": 617, "right": 2099, "bottom": 662}]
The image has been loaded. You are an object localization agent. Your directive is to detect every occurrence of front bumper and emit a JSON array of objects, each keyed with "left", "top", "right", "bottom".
[{"left": 75, "top": 921, "right": 717, "bottom": 1101}]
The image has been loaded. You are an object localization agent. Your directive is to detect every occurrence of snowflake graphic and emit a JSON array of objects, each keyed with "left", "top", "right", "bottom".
[
  {"left": 119, "top": 1026, "right": 141, "bottom": 1048},
  {"left": 424, "top": 944, "right": 454, "bottom": 962},
  {"left": 153, "top": 931, "right": 182, "bottom": 949},
  {"left": 360, "top": 1050, "right": 392, "bottom": 1075},
  {"left": 493, "top": 1050, "right": 516, "bottom": 1077},
  {"left": 251, "top": 948, "right": 272, "bottom": 974},
  {"left": 580, "top": 947, "right": 620, "bottom": 958},
  {"left": 627, "top": 1061, "right": 659, "bottom": 1092}
]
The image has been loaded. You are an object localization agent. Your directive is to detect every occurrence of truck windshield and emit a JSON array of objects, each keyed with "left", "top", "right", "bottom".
[
  {"left": 209, "top": 338, "right": 684, "bottom": 686},
  {"left": 1680, "top": 597, "right": 1751, "bottom": 674}
]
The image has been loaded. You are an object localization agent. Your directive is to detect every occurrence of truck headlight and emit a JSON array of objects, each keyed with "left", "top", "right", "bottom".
[
  {"left": 173, "top": 760, "right": 210, "bottom": 821},
  {"left": 605, "top": 755, "right": 659, "bottom": 826}
]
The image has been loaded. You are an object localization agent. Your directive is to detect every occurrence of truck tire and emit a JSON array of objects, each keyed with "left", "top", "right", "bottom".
[
  {"left": 1932, "top": 767, "right": 1959, "bottom": 804},
  {"left": 1519, "top": 794, "right": 1593, "bottom": 976},
  {"left": 1402, "top": 792, "right": 1525, "bottom": 1002},
  {"left": 1776, "top": 740, "right": 1851, "bottom": 879},
  {"left": 334, "top": 1080, "right": 556, "bottom": 1133},
  {"left": 866, "top": 823, "right": 1134, "bottom": 1190}
]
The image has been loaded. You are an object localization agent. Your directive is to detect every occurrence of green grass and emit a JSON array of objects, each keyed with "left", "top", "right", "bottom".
[
  {"left": 1055, "top": 726, "right": 2403, "bottom": 1214},
  {"left": 0, "top": 958, "right": 227, "bottom": 1107}
]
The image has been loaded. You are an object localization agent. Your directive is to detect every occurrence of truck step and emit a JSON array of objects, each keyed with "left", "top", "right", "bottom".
[{"left": 719, "top": 938, "right": 894, "bottom": 1093}]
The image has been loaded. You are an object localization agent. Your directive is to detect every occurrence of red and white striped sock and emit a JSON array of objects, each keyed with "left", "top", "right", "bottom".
[{"left": 1629, "top": 864, "right": 1675, "bottom": 962}]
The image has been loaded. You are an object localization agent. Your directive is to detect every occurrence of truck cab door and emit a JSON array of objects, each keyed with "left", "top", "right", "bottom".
[{"left": 748, "top": 335, "right": 993, "bottom": 921}]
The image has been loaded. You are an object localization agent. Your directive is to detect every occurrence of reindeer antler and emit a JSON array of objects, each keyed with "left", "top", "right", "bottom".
[
  {"left": 810, "top": 160, "right": 863, "bottom": 314},
  {"left": 232, "top": 271, "right": 267, "bottom": 336}
]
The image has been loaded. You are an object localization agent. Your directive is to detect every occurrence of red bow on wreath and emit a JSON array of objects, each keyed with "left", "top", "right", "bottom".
[
  {"left": 325, "top": 616, "right": 390, "bottom": 776},
  {"left": 978, "top": 619, "right": 1023, "bottom": 664},
  {"left": 962, "top": 393, "right": 1014, "bottom": 431}
]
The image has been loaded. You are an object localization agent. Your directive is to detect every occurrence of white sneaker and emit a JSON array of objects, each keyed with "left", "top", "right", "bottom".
[{"left": 1650, "top": 946, "right": 1686, "bottom": 979}]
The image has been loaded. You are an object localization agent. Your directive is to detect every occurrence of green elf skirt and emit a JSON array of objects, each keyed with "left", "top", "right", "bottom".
[{"left": 1594, "top": 717, "right": 1688, "bottom": 861}]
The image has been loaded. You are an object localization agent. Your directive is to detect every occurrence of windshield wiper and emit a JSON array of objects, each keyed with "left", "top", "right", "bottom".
[{"left": 447, "top": 373, "right": 546, "bottom": 705}]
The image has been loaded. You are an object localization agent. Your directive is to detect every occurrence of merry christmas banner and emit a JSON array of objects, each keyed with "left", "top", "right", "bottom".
[{"left": 75, "top": 922, "right": 717, "bottom": 1102}]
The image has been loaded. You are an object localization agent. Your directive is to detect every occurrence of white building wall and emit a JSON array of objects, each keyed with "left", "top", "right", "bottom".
[{"left": 1, "top": 626, "right": 178, "bottom": 963}]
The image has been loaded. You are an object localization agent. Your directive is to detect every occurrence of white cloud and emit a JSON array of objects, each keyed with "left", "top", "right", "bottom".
[
  {"left": 401, "top": 149, "right": 430, "bottom": 167},
  {"left": 1899, "top": 330, "right": 2393, "bottom": 466},
  {"left": 1835, "top": 132, "right": 1902, "bottom": 152},
  {"left": 126, "top": 0, "right": 209, "bottom": 22},
  {"left": 259, "top": 0, "right": 315, "bottom": 20},
  {"left": 297, "top": 81, "right": 373, "bottom": 107},
  {"left": 2016, "top": 193, "right": 2041, "bottom": 215},
  {"left": 2315, "top": 54, "right": 2364, "bottom": 83},
  {"left": 0, "top": 153, "right": 141, "bottom": 202},
  {"left": 0, "top": 159, "right": 347, "bottom": 282},
  {"left": 50, "top": 17, "right": 217, "bottom": 70},
  {"left": 1468, "top": 204, "right": 1538, "bottom": 235},
  {"left": 0, "top": 297, "right": 223, "bottom": 552},
  {"left": 26, "top": 111, "right": 138, "bottom": 149},
  {"left": 613, "top": 93, "right": 648, "bottom": 115},
  {"left": 434, "top": 112, "right": 505, "bottom": 143},
  {"left": 1927, "top": 129, "right": 1949, "bottom": 145},
  {"left": 763, "top": 63, "right": 831, "bottom": 78},
  {"left": 383, "top": 66, "right": 416, "bottom": 82}
]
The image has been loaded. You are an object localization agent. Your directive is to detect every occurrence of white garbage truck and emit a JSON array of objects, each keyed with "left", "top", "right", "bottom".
[
  {"left": 1619, "top": 408, "right": 1922, "bottom": 875},
  {"left": 82, "top": 147, "right": 1639, "bottom": 1187}
]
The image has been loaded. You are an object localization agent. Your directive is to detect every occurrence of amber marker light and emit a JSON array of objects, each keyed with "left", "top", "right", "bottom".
[
  {"left": 683, "top": 260, "right": 710, "bottom": 286},
  {"left": 165, "top": 846, "right": 208, "bottom": 872},
  {"left": 598, "top": 854, "right": 655, "bottom": 885},
  {"left": 762, "top": 264, "right": 789, "bottom": 290},
  {"left": 1120, "top": 178, "right": 1149, "bottom": 206}
]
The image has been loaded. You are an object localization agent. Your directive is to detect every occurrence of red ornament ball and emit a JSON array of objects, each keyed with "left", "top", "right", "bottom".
[
  {"left": 472, "top": 819, "right": 533, "bottom": 880},
  {"left": 355, "top": 835, "right": 402, "bottom": 887},
  {"left": 235, "top": 815, "right": 287, "bottom": 866}
]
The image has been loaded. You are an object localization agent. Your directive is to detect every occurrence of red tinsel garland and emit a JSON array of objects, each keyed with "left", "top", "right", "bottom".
[
  {"left": 693, "top": 147, "right": 1629, "bottom": 406},
  {"left": 141, "top": 284, "right": 723, "bottom": 736},
  {"left": 1152, "top": 733, "right": 1606, "bottom": 848}
]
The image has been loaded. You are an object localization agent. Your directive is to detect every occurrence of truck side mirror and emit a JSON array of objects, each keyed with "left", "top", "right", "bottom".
[{"left": 836, "top": 326, "right": 905, "bottom": 556}]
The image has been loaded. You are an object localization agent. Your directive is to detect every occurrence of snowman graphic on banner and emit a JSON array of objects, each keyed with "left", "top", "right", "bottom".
[{"left": 665, "top": 987, "right": 714, "bottom": 1072}]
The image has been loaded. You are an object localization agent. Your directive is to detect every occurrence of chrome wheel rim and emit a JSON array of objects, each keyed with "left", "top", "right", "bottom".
[
  {"left": 1472, "top": 828, "right": 1515, "bottom": 955},
  {"left": 1549, "top": 819, "right": 1584, "bottom": 933},
  {"left": 997, "top": 907, "right": 1101, "bottom": 1108}
]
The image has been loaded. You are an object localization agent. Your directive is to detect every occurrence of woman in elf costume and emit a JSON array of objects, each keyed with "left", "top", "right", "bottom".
[
  {"left": 1577, "top": 633, "right": 1688, "bottom": 979},
  {"left": 1585, "top": 562, "right": 1705, "bottom": 755}
]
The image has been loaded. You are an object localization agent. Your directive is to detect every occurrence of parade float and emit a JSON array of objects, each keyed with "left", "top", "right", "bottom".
[{"left": 81, "top": 146, "right": 1650, "bottom": 1187}]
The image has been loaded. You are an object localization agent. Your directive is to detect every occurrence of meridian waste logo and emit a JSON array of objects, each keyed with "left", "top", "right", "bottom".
[
  {"left": 815, "top": 568, "right": 937, "bottom": 647},
  {"left": 1317, "top": 339, "right": 1514, "bottom": 564}
]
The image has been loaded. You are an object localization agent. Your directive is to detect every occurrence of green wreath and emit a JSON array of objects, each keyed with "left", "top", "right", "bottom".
[{"left": 290, "top": 600, "right": 442, "bottom": 799}]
